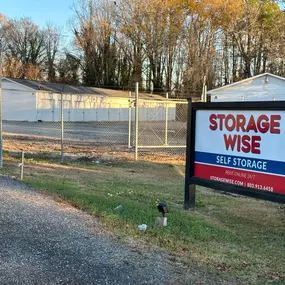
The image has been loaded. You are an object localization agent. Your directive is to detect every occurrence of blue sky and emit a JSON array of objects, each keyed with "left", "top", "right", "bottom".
[
  {"left": 1, "top": 0, "right": 284, "bottom": 34},
  {"left": 2, "top": 0, "right": 284, "bottom": 28},
  {"left": 1, "top": 0, "right": 75, "bottom": 33}
]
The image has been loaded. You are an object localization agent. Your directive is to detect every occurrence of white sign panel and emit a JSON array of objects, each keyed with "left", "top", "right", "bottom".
[{"left": 194, "top": 110, "right": 285, "bottom": 194}]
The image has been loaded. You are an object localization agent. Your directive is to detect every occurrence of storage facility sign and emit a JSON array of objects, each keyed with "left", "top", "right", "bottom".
[
  {"left": 184, "top": 101, "right": 285, "bottom": 208},
  {"left": 194, "top": 110, "right": 285, "bottom": 195}
]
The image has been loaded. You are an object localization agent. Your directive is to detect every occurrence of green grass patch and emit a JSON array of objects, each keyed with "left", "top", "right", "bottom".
[{"left": 2, "top": 157, "right": 285, "bottom": 284}]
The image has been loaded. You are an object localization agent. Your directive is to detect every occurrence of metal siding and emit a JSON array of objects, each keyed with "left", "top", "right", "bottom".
[
  {"left": 2, "top": 80, "right": 37, "bottom": 121},
  {"left": 2, "top": 80, "right": 177, "bottom": 122},
  {"left": 210, "top": 75, "right": 285, "bottom": 102}
]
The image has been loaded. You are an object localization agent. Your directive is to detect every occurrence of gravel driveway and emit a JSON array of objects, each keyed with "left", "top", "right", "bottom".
[
  {"left": 0, "top": 176, "right": 237, "bottom": 285},
  {"left": 0, "top": 176, "right": 187, "bottom": 285}
]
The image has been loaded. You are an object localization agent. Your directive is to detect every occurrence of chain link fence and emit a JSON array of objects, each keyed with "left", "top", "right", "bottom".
[
  {"left": 1, "top": 81, "right": 190, "bottom": 166},
  {"left": 131, "top": 95, "right": 188, "bottom": 163}
]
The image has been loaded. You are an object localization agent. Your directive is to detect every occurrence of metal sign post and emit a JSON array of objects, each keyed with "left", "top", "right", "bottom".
[{"left": 184, "top": 98, "right": 196, "bottom": 209}]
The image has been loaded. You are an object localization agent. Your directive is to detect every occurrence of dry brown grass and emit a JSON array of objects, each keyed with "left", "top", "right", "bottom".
[{"left": 3, "top": 133, "right": 186, "bottom": 164}]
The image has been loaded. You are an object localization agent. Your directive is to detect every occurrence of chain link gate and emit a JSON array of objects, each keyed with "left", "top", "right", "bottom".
[{"left": 129, "top": 87, "right": 188, "bottom": 163}]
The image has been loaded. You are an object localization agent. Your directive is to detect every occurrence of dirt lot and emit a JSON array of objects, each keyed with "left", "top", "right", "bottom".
[
  {"left": 3, "top": 121, "right": 129, "bottom": 144},
  {"left": 3, "top": 120, "right": 186, "bottom": 145},
  {"left": 2, "top": 120, "right": 187, "bottom": 163}
]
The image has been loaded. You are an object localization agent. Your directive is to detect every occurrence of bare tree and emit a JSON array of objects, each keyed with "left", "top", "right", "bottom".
[
  {"left": 43, "top": 23, "right": 62, "bottom": 81},
  {"left": 113, "top": 0, "right": 145, "bottom": 87},
  {"left": 2, "top": 0, "right": 285, "bottom": 95},
  {"left": 2, "top": 17, "right": 45, "bottom": 79},
  {"left": 73, "top": 0, "right": 117, "bottom": 87}
]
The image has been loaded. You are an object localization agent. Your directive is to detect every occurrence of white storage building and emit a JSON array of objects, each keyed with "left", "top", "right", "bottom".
[
  {"left": 1, "top": 78, "right": 176, "bottom": 122},
  {"left": 208, "top": 73, "right": 285, "bottom": 102}
]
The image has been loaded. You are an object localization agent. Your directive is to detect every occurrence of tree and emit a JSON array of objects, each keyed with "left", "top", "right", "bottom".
[
  {"left": 73, "top": 0, "right": 117, "bottom": 87},
  {"left": 180, "top": 0, "right": 243, "bottom": 94},
  {"left": 113, "top": 0, "right": 145, "bottom": 87},
  {"left": 58, "top": 53, "right": 81, "bottom": 84},
  {"left": 223, "top": 0, "right": 284, "bottom": 81},
  {"left": 2, "top": 17, "right": 45, "bottom": 79},
  {"left": 44, "top": 23, "right": 62, "bottom": 82},
  {"left": 2, "top": 0, "right": 285, "bottom": 95}
]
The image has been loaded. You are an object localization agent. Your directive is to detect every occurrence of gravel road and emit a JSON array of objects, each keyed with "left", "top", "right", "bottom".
[
  {"left": 0, "top": 176, "right": 187, "bottom": 285},
  {"left": 0, "top": 176, "right": 237, "bottom": 285}
]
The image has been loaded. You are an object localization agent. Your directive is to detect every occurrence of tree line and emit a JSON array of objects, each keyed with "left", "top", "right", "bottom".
[{"left": 0, "top": 0, "right": 285, "bottom": 98}]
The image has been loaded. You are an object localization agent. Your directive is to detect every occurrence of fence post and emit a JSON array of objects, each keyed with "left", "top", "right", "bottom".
[
  {"left": 61, "top": 90, "right": 64, "bottom": 162},
  {"left": 20, "top": 151, "right": 24, "bottom": 180},
  {"left": 201, "top": 75, "right": 207, "bottom": 102},
  {"left": 164, "top": 92, "right": 169, "bottom": 146},
  {"left": 135, "top": 82, "right": 139, "bottom": 160},
  {"left": 128, "top": 91, "right": 132, "bottom": 149},
  {"left": 0, "top": 42, "right": 3, "bottom": 168}
]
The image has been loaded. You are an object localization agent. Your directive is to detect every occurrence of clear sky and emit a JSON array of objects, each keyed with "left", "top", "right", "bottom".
[
  {"left": 1, "top": 0, "right": 284, "bottom": 35},
  {"left": 0, "top": 0, "right": 75, "bottom": 34},
  {"left": 2, "top": 0, "right": 284, "bottom": 29}
]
